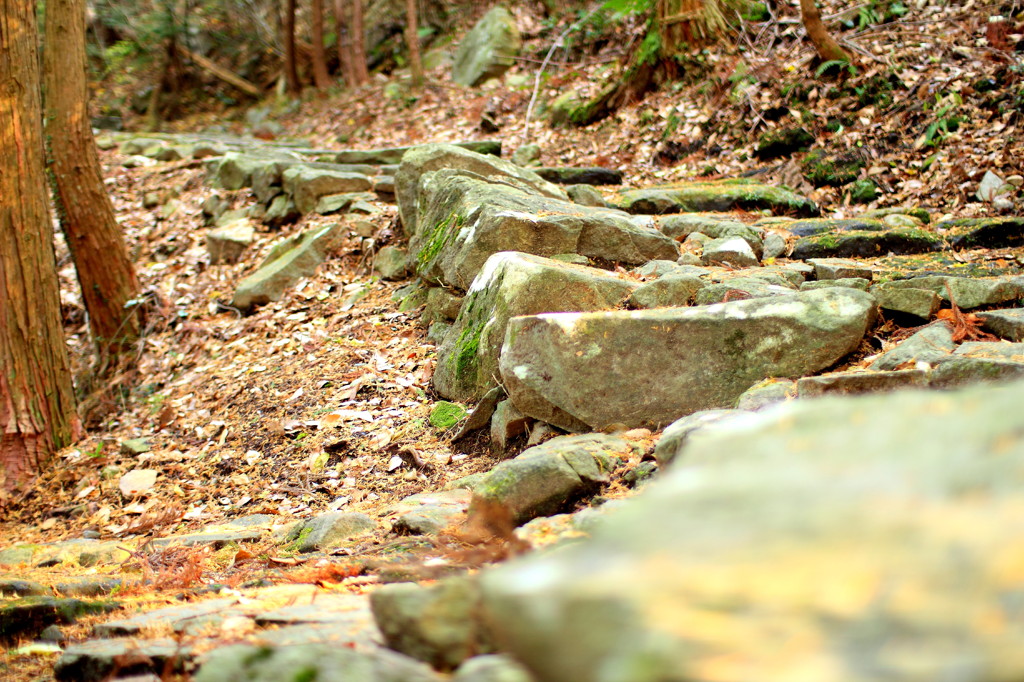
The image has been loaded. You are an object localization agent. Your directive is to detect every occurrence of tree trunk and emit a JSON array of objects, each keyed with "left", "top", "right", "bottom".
[
  {"left": 284, "top": 0, "right": 301, "bottom": 93},
  {"left": 311, "top": 0, "right": 331, "bottom": 89},
  {"left": 351, "top": 0, "right": 369, "bottom": 85},
  {"left": 0, "top": 0, "right": 80, "bottom": 497},
  {"left": 799, "top": 0, "right": 851, "bottom": 63},
  {"left": 406, "top": 0, "right": 423, "bottom": 88},
  {"left": 43, "top": 0, "right": 142, "bottom": 372},
  {"left": 334, "top": 0, "right": 355, "bottom": 86}
]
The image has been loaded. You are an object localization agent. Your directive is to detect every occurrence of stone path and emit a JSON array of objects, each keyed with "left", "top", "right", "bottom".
[{"left": 4, "top": 133, "right": 1024, "bottom": 680}]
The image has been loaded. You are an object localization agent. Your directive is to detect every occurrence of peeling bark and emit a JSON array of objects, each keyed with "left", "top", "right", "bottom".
[{"left": 0, "top": 0, "right": 80, "bottom": 495}]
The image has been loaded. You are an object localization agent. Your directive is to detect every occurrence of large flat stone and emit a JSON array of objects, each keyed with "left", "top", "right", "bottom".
[
  {"left": 500, "top": 288, "right": 876, "bottom": 430},
  {"left": 480, "top": 380, "right": 1024, "bottom": 682}
]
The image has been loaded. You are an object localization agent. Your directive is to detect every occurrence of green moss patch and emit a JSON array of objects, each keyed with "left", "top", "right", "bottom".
[{"left": 429, "top": 401, "right": 468, "bottom": 431}]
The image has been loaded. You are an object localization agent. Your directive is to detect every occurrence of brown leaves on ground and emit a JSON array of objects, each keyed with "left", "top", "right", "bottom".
[{"left": 940, "top": 282, "right": 1000, "bottom": 343}]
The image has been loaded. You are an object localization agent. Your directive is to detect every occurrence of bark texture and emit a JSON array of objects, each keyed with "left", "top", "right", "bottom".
[
  {"left": 799, "top": 0, "right": 852, "bottom": 63},
  {"left": 312, "top": 0, "right": 331, "bottom": 89},
  {"left": 44, "top": 0, "right": 141, "bottom": 367},
  {"left": 0, "top": 0, "right": 79, "bottom": 495},
  {"left": 352, "top": 0, "right": 370, "bottom": 84},
  {"left": 406, "top": 0, "right": 423, "bottom": 88},
  {"left": 284, "top": 0, "right": 300, "bottom": 93},
  {"left": 334, "top": 0, "right": 355, "bottom": 86}
]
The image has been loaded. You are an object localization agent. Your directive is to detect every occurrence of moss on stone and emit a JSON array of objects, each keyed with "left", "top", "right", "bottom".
[
  {"left": 429, "top": 401, "right": 468, "bottom": 431},
  {"left": 417, "top": 213, "right": 465, "bottom": 267},
  {"left": 801, "top": 149, "right": 866, "bottom": 187},
  {"left": 452, "top": 322, "right": 486, "bottom": 382}
]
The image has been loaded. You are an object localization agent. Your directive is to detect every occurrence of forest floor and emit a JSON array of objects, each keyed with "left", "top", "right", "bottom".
[{"left": 2, "top": 0, "right": 1022, "bottom": 677}]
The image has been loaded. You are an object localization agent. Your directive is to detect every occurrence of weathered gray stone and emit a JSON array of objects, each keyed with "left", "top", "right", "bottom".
[
  {"left": 55, "top": 576, "right": 123, "bottom": 598},
  {"left": 390, "top": 490, "right": 472, "bottom": 536},
  {"left": 396, "top": 144, "right": 565, "bottom": 238},
  {"left": 453, "top": 654, "right": 536, "bottom": 682},
  {"left": 629, "top": 274, "right": 704, "bottom": 308},
  {"left": 808, "top": 257, "right": 874, "bottom": 281},
  {"left": 467, "top": 434, "right": 629, "bottom": 524},
  {"left": 799, "top": 277, "right": 871, "bottom": 291},
  {"left": 701, "top": 236, "right": 760, "bottom": 267},
  {"left": 0, "top": 578, "right": 47, "bottom": 597},
  {"left": 207, "top": 219, "right": 255, "bottom": 265},
  {"left": 565, "top": 184, "right": 610, "bottom": 208},
  {"left": 490, "top": 400, "right": 531, "bottom": 456},
  {"left": 413, "top": 172, "right": 677, "bottom": 289},
  {"left": 797, "top": 369, "right": 930, "bottom": 397},
  {"left": 615, "top": 180, "right": 818, "bottom": 217},
  {"left": 2, "top": 597, "right": 118, "bottom": 644},
  {"left": 119, "top": 438, "right": 151, "bottom": 455},
  {"left": 871, "top": 283, "right": 941, "bottom": 319},
  {"left": 283, "top": 166, "right": 374, "bottom": 214},
  {"left": 263, "top": 194, "right": 301, "bottom": 227},
  {"left": 315, "top": 191, "right": 378, "bottom": 215},
  {"left": 500, "top": 288, "right": 876, "bottom": 430},
  {"left": 284, "top": 512, "right": 375, "bottom": 552},
  {"left": 654, "top": 409, "right": 751, "bottom": 466},
  {"left": 479, "top": 380, "right": 1024, "bottom": 682},
  {"left": 655, "top": 214, "right": 761, "bottom": 243},
  {"left": 337, "top": 141, "right": 500, "bottom": 166},
  {"left": 511, "top": 144, "right": 541, "bottom": 167},
  {"left": 783, "top": 217, "right": 889, "bottom": 236},
  {"left": 791, "top": 228, "right": 945, "bottom": 259},
  {"left": 374, "top": 246, "right": 411, "bottom": 280},
  {"left": 878, "top": 275, "right": 1024, "bottom": 309},
  {"left": 930, "top": 357, "right": 1024, "bottom": 388},
  {"left": 762, "top": 230, "right": 788, "bottom": 259},
  {"left": 734, "top": 378, "right": 796, "bottom": 410},
  {"left": 452, "top": 7, "right": 521, "bottom": 87},
  {"left": 869, "top": 322, "right": 955, "bottom": 370},
  {"left": 195, "top": 642, "right": 441, "bottom": 682},
  {"left": 434, "top": 252, "right": 637, "bottom": 402},
  {"left": 534, "top": 167, "right": 623, "bottom": 186},
  {"left": 208, "top": 151, "right": 300, "bottom": 191},
  {"left": 693, "top": 277, "right": 796, "bottom": 305},
  {"left": 977, "top": 308, "right": 1024, "bottom": 341},
  {"left": 232, "top": 223, "right": 344, "bottom": 311},
  {"left": 371, "top": 576, "right": 493, "bottom": 671},
  {"left": 94, "top": 599, "right": 237, "bottom": 636},
  {"left": 940, "top": 216, "right": 1024, "bottom": 249},
  {"left": 56, "top": 638, "right": 189, "bottom": 682},
  {"left": 954, "top": 341, "right": 1024, "bottom": 361}
]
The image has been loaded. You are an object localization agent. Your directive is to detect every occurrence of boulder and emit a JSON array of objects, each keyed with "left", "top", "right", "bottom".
[
  {"left": 499, "top": 288, "right": 876, "bottom": 430},
  {"left": 466, "top": 434, "right": 630, "bottom": 524},
  {"left": 869, "top": 321, "right": 955, "bottom": 370},
  {"left": 877, "top": 275, "right": 1024, "bottom": 309},
  {"left": 370, "top": 576, "right": 493, "bottom": 671},
  {"left": 336, "top": 141, "right": 501, "bottom": 166},
  {"left": 283, "top": 166, "right": 374, "bottom": 214},
  {"left": 614, "top": 179, "right": 818, "bottom": 217},
  {"left": 451, "top": 7, "right": 521, "bottom": 87},
  {"left": 195, "top": 643, "right": 441, "bottom": 682},
  {"left": 791, "top": 228, "right": 945, "bottom": 259},
  {"left": 283, "top": 512, "right": 375, "bottom": 552},
  {"left": 410, "top": 171, "right": 676, "bottom": 289},
  {"left": 977, "top": 308, "right": 1024, "bottom": 341},
  {"left": 480, "top": 380, "right": 1024, "bottom": 682},
  {"left": 206, "top": 219, "right": 255, "bottom": 265},
  {"left": 533, "top": 167, "right": 623, "bottom": 186},
  {"left": 396, "top": 144, "right": 565, "bottom": 238},
  {"left": 434, "top": 252, "right": 637, "bottom": 402},
  {"left": 232, "top": 224, "right": 344, "bottom": 311}
]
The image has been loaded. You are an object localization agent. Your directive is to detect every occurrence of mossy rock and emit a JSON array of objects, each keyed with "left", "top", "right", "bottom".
[
  {"left": 754, "top": 127, "right": 813, "bottom": 160},
  {"left": 848, "top": 178, "right": 878, "bottom": 203},
  {"left": 801, "top": 149, "right": 866, "bottom": 187},
  {"left": 791, "top": 228, "right": 945, "bottom": 259},
  {"left": 429, "top": 402, "right": 468, "bottom": 431}
]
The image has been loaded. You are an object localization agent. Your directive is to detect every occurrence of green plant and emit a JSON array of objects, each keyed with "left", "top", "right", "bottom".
[
  {"left": 916, "top": 93, "right": 964, "bottom": 148},
  {"left": 815, "top": 60, "right": 858, "bottom": 79}
]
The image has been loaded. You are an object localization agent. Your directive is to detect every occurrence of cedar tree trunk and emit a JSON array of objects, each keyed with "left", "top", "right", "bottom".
[
  {"left": 311, "top": 0, "right": 331, "bottom": 89},
  {"left": 0, "top": 0, "right": 80, "bottom": 496},
  {"left": 334, "top": 0, "right": 355, "bottom": 86},
  {"left": 43, "top": 0, "right": 141, "bottom": 368},
  {"left": 799, "top": 0, "right": 851, "bottom": 63},
  {"left": 351, "top": 0, "right": 369, "bottom": 85},
  {"left": 406, "top": 0, "right": 423, "bottom": 88},
  {"left": 284, "top": 0, "right": 300, "bottom": 93}
]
